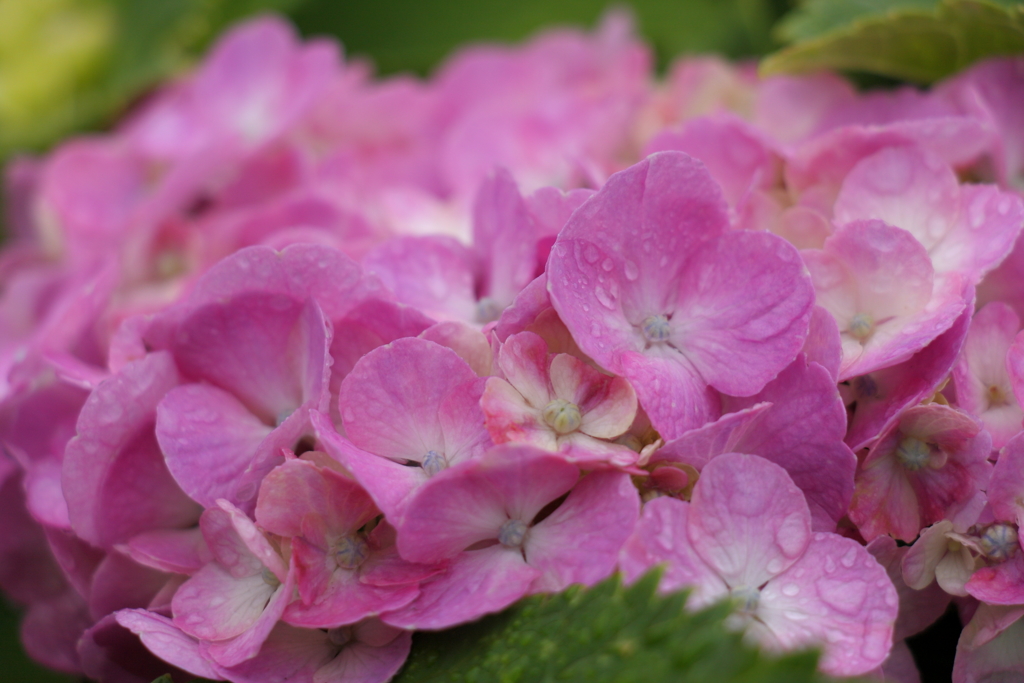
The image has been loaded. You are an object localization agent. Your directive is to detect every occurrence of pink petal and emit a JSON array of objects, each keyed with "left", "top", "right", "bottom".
[
  {"left": 618, "top": 349, "right": 720, "bottom": 440},
  {"left": 313, "top": 630, "right": 412, "bottom": 683},
  {"left": 834, "top": 145, "right": 960, "bottom": 254},
  {"left": 172, "top": 563, "right": 274, "bottom": 641},
  {"left": 123, "top": 527, "right": 210, "bottom": 575},
  {"left": 651, "top": 403, "right": 772, "bottom": 471},
  {"left": 381, "top": 545, "right": 539, "bottom": 630},
  {"left": 757, "top": 533, "right": 897, "bottom": 676},
  {"left": 549, "top": 353, "right": 637, "bottom": 439},
  {"left": 481, "top": 376, "right": 555, "bottom": 449},
  {"left": 313, "top": 411, "right": 427, "bottom": 520},
  {"left": 619, "top": 497, "right": 728, "bottom": 608},
  {"left": 115, "top": 609, "right": 219, "bottom": 679},
  {"left": 419, "top": 321, "right": 493, "bottom": 377},
  {"left": 396, "top": 445, "right": 579, "bottom": 564},
  {"left": 721, "top": 357, "right": 857, "bottom": 531},
  {"left": 688, "top": 453, "right": 812, "bottom": 588},
  {"left": 526, "top": 470, "right": 639, "bottom": 592},
  {"left": 284, "top": 538, "right": 419, "bottom": 628},
  {"left": 157, "top": 383, "right": 272, "bottom": 508},
  {"left": 496, "top": 331, "right": 553, "bottom": 409},
  {"left": 339, "top": 338, "right": 478, "bottom": 463},
  {"left": 63, "top": 352, "right": 200, "bottom": 549},
  {"left": 990, "top": 432, "right": 1024, "bottom": 525},
  {"left": 472, "top": 167, "right": 539, "bottom": 310},
  {"left": 205, "top": 565, "right": 297, "bottom": 667},
  {"left": 363, "top": 235, "right": 478, "bottom": 322},
  {"left": 966, "top": 553, "right": 1024, "bottom": 605}
]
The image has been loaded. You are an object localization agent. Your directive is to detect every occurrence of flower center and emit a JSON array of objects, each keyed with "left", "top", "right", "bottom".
[
  {"left": 476, "top": 297, "right": 503, "bottom": 324},
  {"left": 729, "top": 585, "right": 761, "bottom": 616},
  {"left": 422, "top": 450, "right": 448, "bottom": 477},
  {"left": 979, "top": 524, "right": 1019, "bottom": 562},
  {"left": 327, "top": 626, "right": 353, "bottom": 648},
  {"left": 542, "top": 399, "right": 582, "bottom": 434},
  {"left": 987, "top": 385, "right": 1010, "bottom": 407},
  {"left": 260, "top": 566, "right": 281, "bottom": 588},
  {"left": 895, "top": 437, "right": 931, "bottom": 471},
  {"left": 498, "top": 519, "right": 528, "bottom": 548},
  {"left": 640, "top": 314, "right": 671, "bottom": 344},
  {"left": 848, "top": 313, "right": 875, "bottom": 341},
  {"left": 334, "top": 534, "right": 371, "bottom": 569}
]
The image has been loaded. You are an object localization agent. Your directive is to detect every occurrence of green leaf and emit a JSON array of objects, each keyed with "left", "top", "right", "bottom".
[
  {"left": 393, "top": 571, "right": 833, "bottom": 683},
  {"left": 761, "top": 0, "right": 1024, "bottom": 83},
  {"left": 0, "top": 0, "right": 306, "bottom": 159},
  {"left": 289, "top": 0, "right": 790, "bottom": 76}
]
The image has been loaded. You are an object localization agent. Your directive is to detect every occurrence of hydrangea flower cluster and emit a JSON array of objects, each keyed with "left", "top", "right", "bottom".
[{"left": 2, "top": 12, "right": 1024, "bottom": 683}]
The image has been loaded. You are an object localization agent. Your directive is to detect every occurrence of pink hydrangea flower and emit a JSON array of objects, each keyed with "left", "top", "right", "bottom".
[
  {"left": 481, "top": 331, "right": 638, "bottom": 466},
  {"left": 620, "top": 452, "right": 897, "bottom": 676},
  {"left": 849, "top": 403, "right": 992, "bottom": 542},
  {"left": 547, "top": 151, "right": 814, "bottom": 438},
  {"left": 953, "top": 302, "right": 1024, "bottom": 449},
  {"left": 383, "top": 444, "right": 639, "bottom": 629}
]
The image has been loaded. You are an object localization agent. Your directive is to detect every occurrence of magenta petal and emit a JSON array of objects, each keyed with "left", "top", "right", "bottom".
[
  {"left": 171, "top": 293, "right": 319, "bottom": 424},
  {"left": 548, "top": 152, "right": 728, "bottom": 367},
  {"left": 313, "top": 630, "right": 412, "bottom": 683},
  {"left": 256, "top": 459, "right": 377, "bottom": 540},
  {"left": 619, "top": 497, "right": 727, "bottom": 608},
  {"left": 285, "top": 538, "right": 419, "bottom": 628},
  {"left": 313, "top": 411, "right": 427, "bottom": 520},
  {"left": 363, "top": 235, "right": 478, "bottom": 322},
  {"left": 115, "top": 609, "right": 219, "bottom": 680},
  {"left": 63, "top": 352, "right": 200, "bottom": 549},
  {"left": 157, "top": 383, "right": 272, "bottom": 508},
  {"left": 652, "top": 403, "right": 772, "bottom": 471},
  {"left": 210, "top": 622, "right": 332, "bottom": 683},
  {"left": 526, "top": 471, "right": 639, "bottom": 592},
  {"left": 172, "top": 563, "right": 273, "bottom": 641},
  {"left": 618, "top": 350, "right": 720, "bottom": 440},
  {"left": 990, "top": 432, "right": 1024, "bottom": 525},
  {"left": 804, "top": 305, "right": 842, "bottom": 381},
  {"left": 689, "top": 453, "right": 812, "bottom": 588},
  {"left": 205, "top": 566, "right": 296, "bottom": 667},
  {"left": 966, "top": 554, "right": 1024, "bottom": 605},
  {"left": 472, "top": 168, "right": 538, "bottom": 310},
  {"left": 721, "top": 357, "right": 857, "bottom": 531},
  {"left": 381, "top": 546, "right": 539, "bottom": 630},
  {"left": 339, "top": 338, "right": 478, "bottom": 463},
  {"left": 88, "top": 552, "right": 169, "bottom": 620},
  {"left": 758, "top": 533, "right": 897, "bottom": 676},
  {"left": 396, "top": 445, "right": 579, "bottom": 564},
  {"left": 673, "top": 230, "right": 813, "bottom": 396},
  {"left": 419, "top": 321, "right": 493, "bottom": 377},
  {"left": 846, "top": 302, "right": 971, "bottom": 451},
  {"left": 124, "top": 527, "right": 210, "bottom": 575}
]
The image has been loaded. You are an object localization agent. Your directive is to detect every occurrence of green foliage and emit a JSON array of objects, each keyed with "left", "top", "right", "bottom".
[
  {"left": 0, "top": 0, "right": 305, "bottom": 160},
  {"left": 762, "top": 0, "right": 1024, "bottom": 83},
  {"left": 290, "top": 0, "right": 790, "bottom": 76},
  {"left": 393, "top": 571, "right": 833, "bottom": 683}
]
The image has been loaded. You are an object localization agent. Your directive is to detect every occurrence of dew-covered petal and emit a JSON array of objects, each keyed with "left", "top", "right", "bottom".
[
  {"left": 619, "top": 497, "right": 728, "bottom": 609},
  {"left": 525, "top": 471, "right": 639, "bottom": 592},
  {"left": 313, "top": 411, "right": 428, "bottom": 521},
  {"left": 157, "top": 383, "right": 272, "bottom": 509},
  {"left": 380, "top": 545, "right": 538, "bottom": 630},
  {"left": 547, "top": 151, "right": 728, "bottom": 370},
  {"left": 362, "top": 235, "right": 478, "bottom": 322},
  {"left": 340, "top": 338, "right": 479, "bottom": 463},
  {"left": 396, "top": 445, "right": 579, "bottom": 564},
  {"left": 688, "top": 453, "right": 812, "bottom": 588},
  {"left": 833, "top": 145, "right": 960, "bottom": 253},
  {"left": 618, "top": 349, "right": 720, "bottom": 440},
  {"left": 548, "top": 353, "right": 636, "bottom": 439},
  {"left": 63, "top": 352, "right": 200, "bottom": 549},
  {"left": 757, "top": 533, "right": 897, "bottom": 677},
  {"left": 670, "top": 230, "right": 813, "bottom": 397},
  {"left": 721, "top": 357, "right": 857, "bottom": 532}
]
